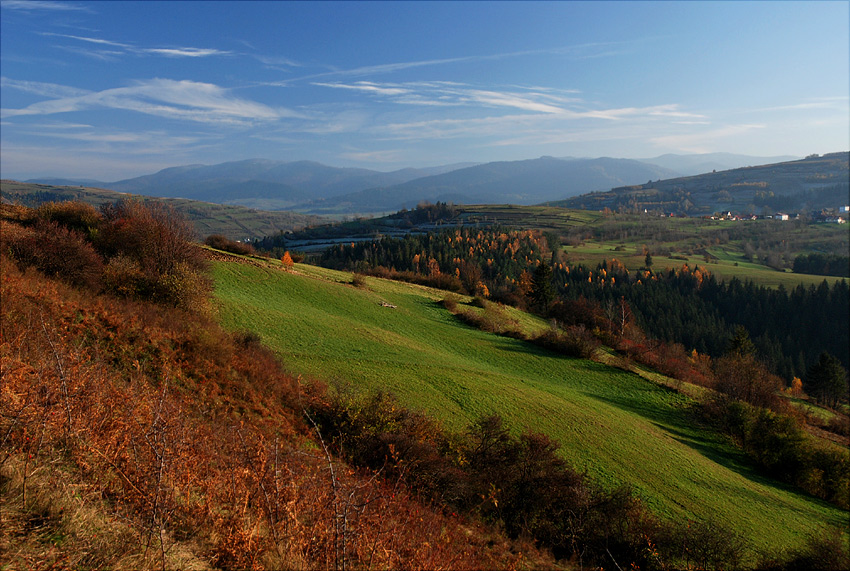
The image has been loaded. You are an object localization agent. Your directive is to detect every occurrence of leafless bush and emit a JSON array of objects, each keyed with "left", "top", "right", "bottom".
[
  {"left": 533, "top": 325, "right": 600, "bottom": 359},
  {"left": 204, "top": 234, "right": 255, "bottom": 256}
]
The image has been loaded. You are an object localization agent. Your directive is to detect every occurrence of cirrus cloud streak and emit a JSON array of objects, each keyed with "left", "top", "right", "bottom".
[{"left": 1, "top": 78, "right": 302, "bottom": 125}]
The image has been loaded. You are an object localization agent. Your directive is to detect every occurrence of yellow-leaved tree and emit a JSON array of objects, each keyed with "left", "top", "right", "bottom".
[{"left": 281, "top": 251, "right": 294, "bottom": 270}]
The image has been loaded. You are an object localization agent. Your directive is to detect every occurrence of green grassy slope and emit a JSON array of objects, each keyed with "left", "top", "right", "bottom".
[
  {"left": 212, "top": 261, "right": 848, "bottom": 561},
  {"left": 563, "top": 239, "right": 848, "bottom": 289}
]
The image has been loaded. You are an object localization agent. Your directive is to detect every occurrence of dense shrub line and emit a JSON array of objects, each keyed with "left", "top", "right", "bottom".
[
  {"left": 442, "top": 295, "right": 600, "bottom": 359},
  {"left": 439, "top": 291, "right": 850, "bottom": 512},
  {"left": 707, "top": 398, "right": 850, "bottom": 509},
  {"left": 1, "top": 201, "right": 209, "bottom": 309},
  {"left": 309, "top": 389, "right": 849, "bottom": 570},
  {"left": 204, "top": 233, "right": 256, "bottom": 256}
]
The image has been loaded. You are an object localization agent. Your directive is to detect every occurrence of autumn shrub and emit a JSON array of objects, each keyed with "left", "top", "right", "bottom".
[
  {"left": 488, "top": 285, "right": 527, "bottom": 310},
  {"left": 204, "top": 233, "right": 255, "bottom": 256},
  {"left": 350, "top": 272, "right": 367, "bottom": 288},
  {"left": 98, "top": 200, "right": 206, "bottom": 277},
  {"left": 36, "top": 200, "right": 103, "bottom": 237},
  {"left": 309, "top": 392, "right": 675, "bottom": 568},
  {"left": 453, "top": 304, "right": 525, "bottom": 338},
  {"left": 97, "top": 200, "right": 210, "bottom": 309},
  {"left": 440, "top": 294, "right": 459, "bottom": 312},
  {"left": 826, "top": 414, "right": 850, "bottom": 437},
  {"left": 548, "top": 297, "right": 609, "bottom": 331},
  {"left": 666, "top": 519, "right": 745, "bottom": 571},
  {"left": 532, "top": 325, "right": 600, "bottom": 359},
  {"left": 471, "top": 295, "right": 488, "bottom": 308},
  {"left": 101, "top": 254, "right": 148, "bottom": 298},
  {"left": 757, "top": 528, "right": 850, "bottom": 571},
  {"left": 4, "top": 219, "right": 103, "bottom": 289},
  {"left": 713, "top": 353, "right": 783, "bottom": 410},
  {"left": 0, "top": 202, "right": 38, "bottom": 224},
  {"left": 709, "top": 396, "right": 850, "bottom": 508}
]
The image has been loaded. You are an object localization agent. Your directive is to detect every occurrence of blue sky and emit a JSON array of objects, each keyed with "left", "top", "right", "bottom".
[{"left": 1, "top": 1, "right": 848, "bottom": 180}]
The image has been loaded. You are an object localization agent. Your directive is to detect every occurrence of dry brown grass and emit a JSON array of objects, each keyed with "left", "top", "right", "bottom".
[{"left": 0, "top": 242, "right": 556, "bottom": 570}]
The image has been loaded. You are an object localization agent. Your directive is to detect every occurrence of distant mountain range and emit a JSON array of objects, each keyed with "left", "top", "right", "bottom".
[
  {"left": 552, "top": 152, "right": 849, "bottom": 215},
  {"left": 23, "top": 152, "right": 813, "bottom": 216},
  {"left": 303, "top": 157, "right": 680, "bottom": 214}
]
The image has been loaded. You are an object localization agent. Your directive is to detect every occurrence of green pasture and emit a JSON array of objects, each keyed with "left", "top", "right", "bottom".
[
  {"left": 212, "top": 260, "right": 847, "bottom": 562},
  {"left": 459, "top": 204, "right": 603, "bottom": 230},
  {"left": 453, "top": 205, "right": 848, "bottom": 288},
  {"left": 563, "top": 241, "right": 847, "bottom": 288}
]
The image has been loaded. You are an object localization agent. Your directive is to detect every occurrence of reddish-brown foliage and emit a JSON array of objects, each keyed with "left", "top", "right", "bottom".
[
  {"left": 204, "top": 234, "right": 256, "bottom": 256},
  {"left": 0, "top": 251, "right": 546, "bottom": 570}
]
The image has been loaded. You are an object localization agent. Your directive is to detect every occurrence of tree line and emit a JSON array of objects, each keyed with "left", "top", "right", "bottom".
[{"left": 318, "top": 227, "right": 848, "bottom": 383}]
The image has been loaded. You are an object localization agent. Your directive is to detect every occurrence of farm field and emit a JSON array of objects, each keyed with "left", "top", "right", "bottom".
[
  {"left": 457, "top": 206, "right": 849, "bottom": 287},
  {"left": 562, "top": 239, "right": 847, "bottom": 288},
  {"left": 280, "top": 203, "right": 848, "bottom": 288},
  {"left": 212, "top": 259, "right": 848, "bottom": 563}
]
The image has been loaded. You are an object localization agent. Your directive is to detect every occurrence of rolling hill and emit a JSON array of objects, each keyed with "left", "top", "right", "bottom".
[
  {"left": 211, "top": 259, "right": 848, "bottom": 564},
  {"left": 553, "top": 152, "right": 849, "bottom": 215},
  {"left": 0, "top": 179, "right": 322, "bottom": 240},
  {"left": 638, "top": 152, "right": 799, "bottom": 176}
]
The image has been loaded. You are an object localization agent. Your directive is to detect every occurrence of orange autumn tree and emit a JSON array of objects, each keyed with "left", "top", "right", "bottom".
[{"left": 281, "top": 250, "right": 294, "bottom": 270}]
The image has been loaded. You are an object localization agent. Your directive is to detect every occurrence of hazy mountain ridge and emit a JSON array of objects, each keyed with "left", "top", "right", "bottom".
[
  {"left": 0, "top": 179, "right": 322, "bottom": 240},
  {"left": 22, "top": 153, "right": 821, "bottom": 217},
  {"left": 296, "top": 156, "right": 681, "bottom": 215}
]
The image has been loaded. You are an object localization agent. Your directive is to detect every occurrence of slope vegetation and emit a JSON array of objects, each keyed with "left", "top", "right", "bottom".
[
  {"left": 212, "top": 260, "right": 848, "bottom": 562},
  {"left": 0, "top": 179, "right": 321, "bottom": 240},
  {"left": 0, "top": 203, "right": 543, "bottom": 570}
]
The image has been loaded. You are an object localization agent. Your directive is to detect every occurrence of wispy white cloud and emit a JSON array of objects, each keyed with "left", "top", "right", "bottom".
[
  {"left": 745, "top": 96, "right": 850, "bottom": 114},
  {"left": 1, "top": 76, "right": 90, "bottom": 98},
  {"left": 311, "top": 80, "right": 710, "bottom": 123},
  {"left": 279, "top": 42, "right": 626, "bottom": 85},
  {"left": 252, "top": 54, "right": 303, "bottom": 68},
  {"left": 40, "top": 32, "right": 132, "bottom": 48},
  {"left": 315, "top": 81, "right": 569, "bottom": 114},
  {"left": 580, "top": 104, "right": 707, "bottom": 121},
  {"left": 142, "top": 47, "right": 231, "bottom": 58},
  {"left": 1, "top": 0, "right": 92, "bottom": 12},
  {"left": 57, "top": 45, "right": 124, "bottom": 61},
  {"left": 2, "top": 78, "right": 301, "bottom": 125},
  {"left": 649, "top": 124, "right": 765, "bottom": 153},
  {"left": 314, "top": 81, "right": 411, "bottom": 97},
  {"left": 339, "top": 149, "right": 407, "bottom": 164},
  {"left": 38, "top": 31, "right": 231, "bottom": 59}
]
